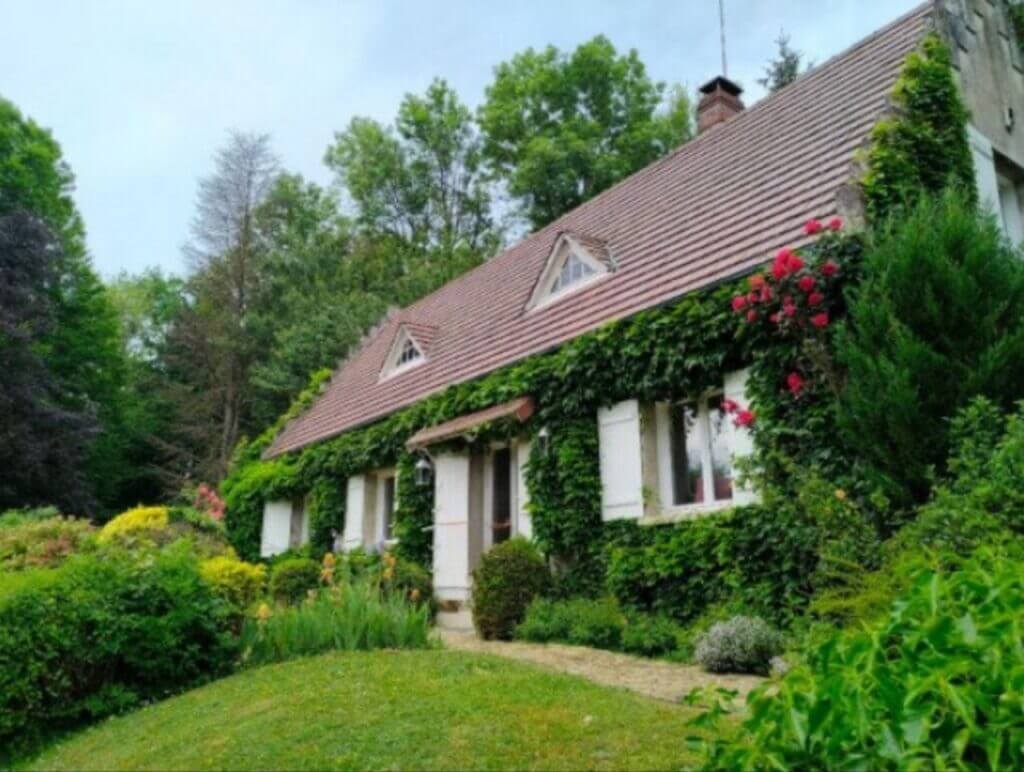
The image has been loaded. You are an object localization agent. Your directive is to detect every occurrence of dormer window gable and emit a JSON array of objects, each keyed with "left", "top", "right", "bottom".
[
  {"left": 380, "top": 325, "right": 427, "bottom": 380},
  {"left": 527, "top": 231, "right": 613, "bottom": 311}
]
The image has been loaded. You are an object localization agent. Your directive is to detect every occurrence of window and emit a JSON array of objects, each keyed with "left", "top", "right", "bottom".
[
  {"left": 549, "top": 253, "right": 597, "bottom": 295},
  {"left": 396, "top": 338, "right": 421, "bottom": 367},
  {"left": 377, "top": 473, "right": 397, "bottom": 543},
  {"left": 665, "top": 396, "right": 733, "bottom": 507},
  {"left": 288, "top": 497, "right": 308, "bottom": 549},
  {"left": 997, "top": 170, "right": 1024, "bottom": 245}
]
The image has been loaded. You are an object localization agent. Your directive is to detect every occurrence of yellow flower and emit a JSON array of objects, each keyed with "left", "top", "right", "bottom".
[
  {"left": 383, "top": 552, "right": 397, "bottom": 568},
  {"left": 835, "top": 488, "right": 847, "bottom": 501},
  {"left": 409, "top": 588, "right": 421, "bottom": 602},
  {"left": 256, "top": 602, "right": 272, "bottom": 623},
  {"left": 382, "top": 567, "right": 394, "bottom": 582},
  {"left": 322, "top": 552, "right": 336, "bottom": 569}
]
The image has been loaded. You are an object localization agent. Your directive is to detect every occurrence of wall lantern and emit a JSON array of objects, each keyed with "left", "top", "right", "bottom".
[
  {"left": 414, "top": 455, "right": 434, "bottom": 486},
  {"left": 536, "top": 426, "right": 551, "bottom": 455}
]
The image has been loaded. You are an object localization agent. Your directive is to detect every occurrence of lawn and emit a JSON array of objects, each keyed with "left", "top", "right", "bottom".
[{"left": 27, "top": 650, "right": 707, "bottom": 771}]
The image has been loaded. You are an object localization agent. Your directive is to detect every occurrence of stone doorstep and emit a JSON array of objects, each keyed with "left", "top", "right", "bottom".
[{"left": 435, "top": 609, "right": 474, "bottom": 632}]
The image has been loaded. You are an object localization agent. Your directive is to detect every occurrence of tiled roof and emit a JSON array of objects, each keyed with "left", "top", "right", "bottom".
[{"left": 266, "top": 3, "right": 931, "bottom": 458}]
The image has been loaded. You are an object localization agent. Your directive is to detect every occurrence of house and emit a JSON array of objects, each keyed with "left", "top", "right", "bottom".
[{"left": 258, "top": 1, "right": 1024, "bottom": 608}]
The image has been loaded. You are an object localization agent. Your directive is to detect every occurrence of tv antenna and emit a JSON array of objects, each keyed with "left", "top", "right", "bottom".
[{"left": 719, "top": 0, "right": 728, "bottom": 76}]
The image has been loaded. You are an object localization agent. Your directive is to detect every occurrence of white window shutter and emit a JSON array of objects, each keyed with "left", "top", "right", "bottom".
[
  {"left": 260, "top": 500, "right": 292, "bottom": 557},
  {"left": 342, "top": 475, "right": 368, "bottom": 551},
  {"left": 968, "top": 125, "right": 1000, "bottom": 217},
  {"left": 724, "top": 368, "right": 758, "bottom": 504},
  {"left": 598, "top": 400, "right": 646, "bottom": 521}
]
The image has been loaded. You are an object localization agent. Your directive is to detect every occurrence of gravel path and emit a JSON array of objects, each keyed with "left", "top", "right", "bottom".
[{"left": 438, "top": 629, "right": 763, "bottom": 704}]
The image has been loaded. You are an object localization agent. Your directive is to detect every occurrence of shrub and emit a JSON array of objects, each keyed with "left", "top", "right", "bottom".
[
  {"left": 563, "top": 597, "right": 626, "bottom": 649},
  {"left": 240, "top": 579, "right": 433, "bottom": 666},
  {"left": 0, "top": 516, "right": 95, "bottom": 572},
  {"left": 378, "top": 552, "right": 433, "bottom": 607},
  {"left": 621, "top": 614, "right": 680, "bottom": 658},
  {"left": 269, "top": 557, "right": 321, "bottom": 605},
  {"left": 471, "top": 538, "right": 550, "bottom": 640},
  {"left": 98, "top": 505, "right": 169, "bottom": 542},
  {"left": 837, "top": 190, "right": 1024, "bottom": 508},
  {"left": 0, "top": 543, "right": 238, "bottom": 751},
  {"left": 0, "top": 506, "right": 60, "bottom": 527},
  {"left": 200, "top": 555, "right": 266, "bottom": 609},
  {"left": 692, "top": 547, "right": 1024, "bottom": 769},
  {"left": 694, "top": 615, "right": 783, "bottom": 675}
]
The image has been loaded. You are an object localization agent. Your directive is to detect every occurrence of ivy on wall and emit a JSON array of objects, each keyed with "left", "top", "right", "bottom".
[
  {"left": 860, "top": 33, "right": 975, "bottom": 223},
  {"left": 220, "top": 33, "right": 974, "bottom": 624}
]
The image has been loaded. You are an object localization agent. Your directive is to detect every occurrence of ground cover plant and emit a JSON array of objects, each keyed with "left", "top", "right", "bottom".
[{"left": 27, "top": 650, "right": 707, "bottom": 771}]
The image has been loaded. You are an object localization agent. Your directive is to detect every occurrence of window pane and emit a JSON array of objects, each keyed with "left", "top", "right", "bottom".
[
  {"left": 492, "top": 448, "right": 512, "bottom": 544},
  {"left": 382, "top": 477, "right": 396, "bottom": 539},
  {"left": 670, "top": 403, "right": 704, "bottom": 505},
  {"left": 707, "top": 398, "right": 733, "bottom": 501}
]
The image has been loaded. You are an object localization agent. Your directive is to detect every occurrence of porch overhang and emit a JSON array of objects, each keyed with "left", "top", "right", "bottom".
[{"left": 405, "top": 397, "right": 535, "bottom": 451}]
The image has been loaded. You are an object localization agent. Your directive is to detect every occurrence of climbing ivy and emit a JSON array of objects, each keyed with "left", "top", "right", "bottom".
[{"left": 860, "top": 34, "right": 975, "bottom": 223}]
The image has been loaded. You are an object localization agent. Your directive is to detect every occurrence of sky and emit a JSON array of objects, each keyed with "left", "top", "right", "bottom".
[{"left": 1, "top": 0, "right": 922, "bottom": 279}]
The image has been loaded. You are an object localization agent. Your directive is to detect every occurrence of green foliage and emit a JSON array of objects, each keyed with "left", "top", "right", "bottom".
[
  {"left": 479, "top": 35, "right": 692, "bottom": 228},
  {"left": 471, "top": 538, "right": 550, "bottom": 640},
  {"left": 0, "top": 516, "right": 95, "bottom": 572},
  {"left": 693, "top": 615, "right": 783, "bottom": 675},
  {"left": 0, "top": 543, "right": 238, "bottom": 752},
  {"left": 621, "top": 614, "right": 681, "bottom": 658},
  {"left": 837, "top": 190, "right": 1024, "bottom": 507},
  {"left": 393, "top": 452, "right": 434, "bottom": 566},
  {"left": 861, "top": 35, "right": 975, "bottom": 222},
  {"left": 758, "top": 31, "right": 811, "bottom": 93},
  {"left": 239, "top": 580, "right": 433, "bottom": 667},
  {"left": 1012, "top": 2, "right": 1024, "bottom": 49},
  {"left": 269, "top": 557, "right": 321, "bottom": 605},
  {"left": 692, "top": 547, "right": 1024, "bottom": 769},
  {"left": 199, "top": 554, "right": 266, "bottom": 609}
]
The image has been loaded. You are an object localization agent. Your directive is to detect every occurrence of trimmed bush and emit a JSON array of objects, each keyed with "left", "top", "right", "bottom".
[
  {"left": 98, "top": 505, "right": 169, "bottom": 542},
  {"left": 693, "top": 547, "right": 1024, "bottom": 769},
  {"left": 0, "top": 543, "right": 238, "bottom": 751},
  {"left": 200, "top": 555, "right": 266, "bottom": 609},
  {"left": 621, "top": 615, "right": 680, "bottom": 658},
  {"left": 471, "top": 538, "right": 550, "bottom": 640},
  {"left": 0, "top": 515, "right": 95, "bottom": 572},
  {"left": 269, "top": 557, "right": 321, "bottom": 605},
  {"left": 240, "top": 579, "right": 433, "bottom": 666},
  {"left": 694, "top": 615, "right": 783, "bottom": 675}
]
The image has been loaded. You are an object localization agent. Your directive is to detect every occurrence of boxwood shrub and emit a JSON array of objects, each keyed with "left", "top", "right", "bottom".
[
  {"left": 471, "top": 538, "right": 550, "bottom": 640},
  {"left": 269, "top": 557, "right": 321, "bottom": 605}
]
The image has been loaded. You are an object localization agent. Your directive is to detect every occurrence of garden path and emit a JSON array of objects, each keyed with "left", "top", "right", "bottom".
[{"left": 438, "top": 630, "right": 763, "bottom": 703}]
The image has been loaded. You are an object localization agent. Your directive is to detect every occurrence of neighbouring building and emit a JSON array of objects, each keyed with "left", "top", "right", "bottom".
[{"left": 258, "top": 1, "right": 1024, "bottom": 610}]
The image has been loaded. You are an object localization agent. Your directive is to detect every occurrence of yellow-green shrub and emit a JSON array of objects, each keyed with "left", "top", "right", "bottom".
[
  {"left": 98, "top": 506, "right": 169, "bottom": 543},
  {"left": 199, "top": 555, "right": 266, "bottom": 609}
]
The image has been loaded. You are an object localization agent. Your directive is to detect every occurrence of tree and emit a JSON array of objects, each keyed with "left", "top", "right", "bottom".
[
  {"left": 0, "top": 96, "right": 126, "bottom": 514},
  {"left": 325, "top": 78, "right": 498, "bottom": 256},
  {"left": 478, "top": 36, "right": 693, "bottom": 229},
  {"left": 182, "top": 131, "right": 280, "bottom": 478},
  {"left": 0, "top": 213, "right": 96, "bottom": 512},
  {"left": 757, "top": 32, "right": 810, "bottom": 93},
  {"left": 837, "top": 191, "right": 1024, "bottom": 508}
]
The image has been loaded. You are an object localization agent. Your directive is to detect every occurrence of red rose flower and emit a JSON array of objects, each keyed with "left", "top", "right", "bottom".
[
  {"left": 769, "top": 312, "right": 780, "bottom": 324},
  {"left": 804, "top": 219, "right": 823, "bottom": 235},
  {"left": 797, "top": 275, "right": 815, "bottom": 293},
  {"left": 820, "top": 261, "right": 838, "bottom": 277},
  {"left": 732, "top": 295, "right": 747, "bottom": 312},
  {"left": 749, "top": 274, "right": 766, "bottom": 290},
  {"left": 786, "top": 372, "right": 805, "bottom": 396},
  {"left": 827, "top": 217, "right": 843, "bottom": 231},
  {"left": 721, "top": 398, "right": 739, "bottom": 413},
  {"left": 759, "top": 285, "right": 773, "bottom": 303},
  {"left": 746, "top": 309, "right": 758, "bottom": 323},
  {"left": 733, "top": 410, "right": 755, "bottom": 428},
  {"left": 808, "top": 291, "right": 825, "bottom": 306},
  {"left": 788, "top": 254, "right": 805, "bottom": 272},
  {"left": 746, "top": 291, "right": 759, "bottom": 304},
  {"left": 811, "top": 312, "right": 829, "bottom": 328}
]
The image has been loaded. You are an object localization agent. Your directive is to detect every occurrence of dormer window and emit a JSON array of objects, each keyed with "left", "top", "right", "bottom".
[
  {"left": 527, "top": 231, "right": 614, "bottom": 311},
  {"left": 397, "top": 337, "right": 421, "bottom": 367},
  {"left": 380, "top": 326, "right": 427, "bottom": 380}
]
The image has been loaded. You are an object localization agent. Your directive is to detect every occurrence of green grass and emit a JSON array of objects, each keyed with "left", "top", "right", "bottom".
[{"left": 27, "top": 650, "right": 705, "bottom": 771}]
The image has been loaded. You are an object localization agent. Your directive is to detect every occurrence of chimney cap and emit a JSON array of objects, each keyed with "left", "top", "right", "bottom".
[{"left": 699, "top": 76, "right": 743, "bottom": 97}]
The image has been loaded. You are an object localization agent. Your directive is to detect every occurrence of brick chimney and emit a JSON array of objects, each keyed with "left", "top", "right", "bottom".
[{"left": 696, "top": 76, "right": 745, "bottom": 134}]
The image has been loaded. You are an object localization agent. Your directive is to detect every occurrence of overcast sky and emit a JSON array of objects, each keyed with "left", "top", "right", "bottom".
[{"left": 2, "top": 0, "right": 922, "bottom": 278}]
